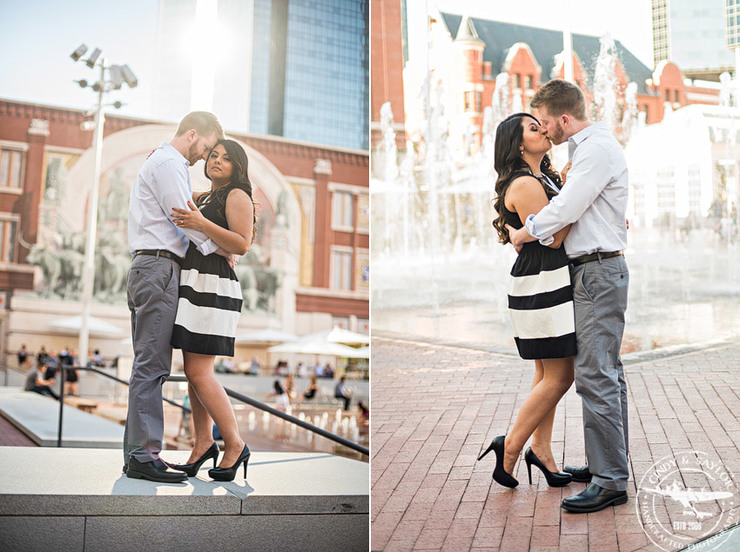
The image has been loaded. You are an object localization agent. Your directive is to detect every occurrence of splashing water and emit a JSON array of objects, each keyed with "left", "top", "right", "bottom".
[{"left": 593, "top": 33, "right": 619, "bottom": 131}]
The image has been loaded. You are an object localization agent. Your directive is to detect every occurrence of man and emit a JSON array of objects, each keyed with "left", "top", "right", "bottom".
[
  {"left": 508, "top": 79, "right": 630, "bottom": 513},
  {"left": 26, "top": 362, "right": 59, "bottom": 401},
  {"left": 124, "top": 111, "right": 225, "bottom": 483},
  {"left": 334, "top": 376, "right": 351, "bottom": 411}
]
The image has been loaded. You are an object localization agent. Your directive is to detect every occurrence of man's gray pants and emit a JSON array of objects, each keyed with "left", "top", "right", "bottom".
[
  {"left": 124, "top": 254, "right": 180, "bottom": 464},
  {"left": 570, "top": 255, "right": 630, "bottom": 492}
]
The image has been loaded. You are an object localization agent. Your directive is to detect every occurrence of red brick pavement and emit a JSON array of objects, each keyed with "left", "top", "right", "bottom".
[
  {"left": 371, "top": 337, "right": 740, "bottom": 551},
  {"left": 0, "top": 413, "right": 37, "bottom": 447}
]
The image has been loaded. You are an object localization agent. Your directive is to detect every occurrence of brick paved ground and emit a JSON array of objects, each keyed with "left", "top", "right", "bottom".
[
  {"left": 371, "top": 336, "right": 740, "bottom": 551},
  {"left": 0, "top": 413, "right": 37, "bottom": 447}
]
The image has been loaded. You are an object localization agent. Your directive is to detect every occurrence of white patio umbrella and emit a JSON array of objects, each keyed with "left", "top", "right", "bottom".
[
  {"left": 299, "top": 326, "right": 370, "bottom": 345},
  {"left": 235, "top": 328, "right": 299, "bottom": 344},
  {"left": 50, "top": 315, "right": 125, "bottom": 337},
  {"left": 268, "top": 339, "right": 360, "bottom": 357},
  {"left": 349, "top": 345, "right": 370, "bottom": 359}
]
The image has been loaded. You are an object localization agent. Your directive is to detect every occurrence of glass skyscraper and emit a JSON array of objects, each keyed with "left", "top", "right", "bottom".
[
  {"left": 154, "top": 0, "right": 368, "bottom": 151},
  {"left": 652, "top": 0, "right": 734, "bottom": 75},
  {"left": 727, "top": 0, "right": 740, "bottom": 49},
  {"left": 250, "top": 0, "right": 369, "bottom": 151}
]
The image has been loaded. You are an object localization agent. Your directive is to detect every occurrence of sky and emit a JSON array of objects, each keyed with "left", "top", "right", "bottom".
[
  {"left": 0, "top": 0, "right": 655, "bottom": 119},
  {"left": 0, "top": 0, "right": 160, "bottom": 118}
]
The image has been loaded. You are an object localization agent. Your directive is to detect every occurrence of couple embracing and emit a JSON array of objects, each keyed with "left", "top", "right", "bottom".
[
  {"left": 480, "top": 79, "right": 630, "bottom": 513},
  {"left": 123, "top": 112, "right": 256, "bottom": 483}
]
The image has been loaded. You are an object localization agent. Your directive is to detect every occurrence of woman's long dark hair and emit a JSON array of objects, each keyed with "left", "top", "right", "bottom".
[
  {"left": 200, "top": 139, "right": 257, "bottom": 240},
  {"left": 492, "top": 113, "right": 561, "bottom": 244}
]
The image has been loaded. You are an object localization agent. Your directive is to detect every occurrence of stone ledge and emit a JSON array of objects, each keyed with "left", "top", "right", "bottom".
[
  {"left": 0, "top": 447, "right": 368, "bottom": 516},
  {"left": 0, "top": 447, "right": 369, "bottom": 551},
  {"left": 0, "top": 514, "right": 368, "bottom": 552},
  {"left": 0, "top": 388, "right": 123, "bottom": 448}
]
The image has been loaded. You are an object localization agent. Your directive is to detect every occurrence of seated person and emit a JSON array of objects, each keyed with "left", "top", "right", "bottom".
[
  {"left": 91, "top": 349, "right": 105, "bottom": 367},
  {"left": 357, "top": 400, "right": 369, "bottom": 423},
  {"left": 334, "top": 376, "right": 351, "bottom": 410},
  {"left": 27, "top": 364, "right": 59, "bottom": 400},
  {"left": 297, "top": 376, "right": 320, "bottom": 405}
]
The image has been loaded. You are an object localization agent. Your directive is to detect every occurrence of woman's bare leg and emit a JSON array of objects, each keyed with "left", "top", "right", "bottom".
[
  {"left": 185, "top": 381, "right": 215, "bottom": 463},
  {"left": 184, "top": 351, "right": 245, "bottom": 467},
  {"left": 503, "top": 357, "right": 574, "bottom": 474},
  {"left": 527, "top": 359, "right": 561, "bottom": 472}
]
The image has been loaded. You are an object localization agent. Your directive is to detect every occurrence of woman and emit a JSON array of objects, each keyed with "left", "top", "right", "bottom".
[
  {"left": 169, "top": 139, "right": 256, "bottom": 482},
  {"left": 478, "top": 113, "right": 576, "bottom": 488},
  {"left": 265, "top": 379, "right": 290, "bottom": 411},
  {"left": 297, "top": 375, "right": 319, "bottom": 405}
]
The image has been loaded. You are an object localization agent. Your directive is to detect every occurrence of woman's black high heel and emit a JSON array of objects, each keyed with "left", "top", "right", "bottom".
[
  {"left": 524, "top": 447, "right": 571, "bottom": 487},
  {"left": 170, "top": 442, "right": 219, "bottom": 477},
  {"left": 208, "top": 444, "right": 251, "bottom": 482},
  {"left": 478, "top": 435, "right": 518, "bottom": 488}
]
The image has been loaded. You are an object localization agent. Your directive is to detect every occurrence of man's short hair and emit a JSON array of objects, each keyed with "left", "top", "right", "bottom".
[
  {"left": 175, "top": 111, "right": 224, "bottom": 140},
  {"left": 530, "top": 79, "right": 587, "bottom": 121}
]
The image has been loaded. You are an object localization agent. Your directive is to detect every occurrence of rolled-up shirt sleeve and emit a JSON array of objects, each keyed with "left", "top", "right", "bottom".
[
  {"left": 150, "top": 159, "right": 219, "bottom": 256},
  {"left": 524, "top": 142, "right": 612, "bottom": 241}
]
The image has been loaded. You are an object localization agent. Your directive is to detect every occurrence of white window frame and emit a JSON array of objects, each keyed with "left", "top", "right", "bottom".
[
  {"left": 330, "top": 245, "right": 353, "bottom": 291},
  {"left": 331, "top": 190, "right": 355, "bottom": 233},
  {"left": 0, "top": 213, "right": 20, "bottom": 263}
]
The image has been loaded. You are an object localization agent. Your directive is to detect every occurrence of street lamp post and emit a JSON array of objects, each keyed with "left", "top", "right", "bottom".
[{"left": 69, "top": 44, "right": 137, "bottom": 368}]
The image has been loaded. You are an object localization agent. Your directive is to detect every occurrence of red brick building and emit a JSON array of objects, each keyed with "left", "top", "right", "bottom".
[
  {"left": 370, "top": 0, "right": 406, "bottom": 150},
  {"left": 0, "top": 99, "right": 368, "bottom": 361},
  {"left": 436, "top": 13, "right": 721, "bottom": 149}
]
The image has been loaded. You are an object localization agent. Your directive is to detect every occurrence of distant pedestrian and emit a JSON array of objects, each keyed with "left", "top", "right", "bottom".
[
  {"left": 17, "top": 344, "right": 29, "bottom": 369},
  {"left": 36, "top": 346, "right": 48, "bottom": 368}
]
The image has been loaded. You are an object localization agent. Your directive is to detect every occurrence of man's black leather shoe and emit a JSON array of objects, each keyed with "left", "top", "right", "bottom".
[
  {"left": 126, "top": 457, "right": 187, "bottom": 483},
  {"left": 562, "top": 483, "right": 627, "bottom": 513},
  {"left": 564, "top": 465, "right": 592, "bottom": 483}
]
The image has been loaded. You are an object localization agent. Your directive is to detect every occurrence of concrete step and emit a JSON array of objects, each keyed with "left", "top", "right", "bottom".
[
  {"left": 0, "top": 446, "right": 369, "bottom": 551},
  {"left": 0, "top": 387, "right": 123, "bottom": 447}
]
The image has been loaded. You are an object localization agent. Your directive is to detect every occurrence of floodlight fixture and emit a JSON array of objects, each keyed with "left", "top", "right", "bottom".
[
  {"left": 120, "top": 64, "right": 138, "bottom": 88},
  {"left": 108, "top": 65, "right": 123, "bottom": 90},
  {"left": 66, "top": 41, "right": 140, "bottom": 373},
  {"left": 85, "top": 47, "right": 102, "bottom": 68},
  {"left": 70, "top": 44, "right": 88, "bottom": 61}
]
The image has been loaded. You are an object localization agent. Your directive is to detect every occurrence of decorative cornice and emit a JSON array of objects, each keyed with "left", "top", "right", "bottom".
[
  {"left": 314, "top": 159, "right": 332, "bottom": 175},
  {"left": 0, "top": 98, "right": 369, "bottom": 166},
  {"left": 28, "top": 119, "right": 50, "bottom": 137}
]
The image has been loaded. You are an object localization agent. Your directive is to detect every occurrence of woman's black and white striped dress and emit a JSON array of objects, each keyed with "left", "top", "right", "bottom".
[
  {"left": 503, "top": 172, "right": 577, "bottom": 360},
  {"left": 171, "top": 191, "right": 243, "bottom": 356}
]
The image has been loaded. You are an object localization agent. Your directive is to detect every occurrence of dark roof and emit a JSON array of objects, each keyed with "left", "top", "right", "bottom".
[
  {"left": 441, "top": 13, "right": 654, "bottom": 96},
  {"left": 455, "top": 15, "right": 484, "bottom": 43}
]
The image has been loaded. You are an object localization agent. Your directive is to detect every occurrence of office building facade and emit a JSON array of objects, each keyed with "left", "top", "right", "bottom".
[
  {"left": 153, "top": 0, "right": 369, "bottom": 151},
  {"left": 652, "top": 0, "right": 734, "bottom": 79}
]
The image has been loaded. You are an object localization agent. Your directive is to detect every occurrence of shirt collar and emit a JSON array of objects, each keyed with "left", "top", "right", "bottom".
[
  {"left": 161, "top": 142, "right": 190, "bottom": 167},
  {"left": 567, "top": 121, "right": 603, "bottom": 160}
]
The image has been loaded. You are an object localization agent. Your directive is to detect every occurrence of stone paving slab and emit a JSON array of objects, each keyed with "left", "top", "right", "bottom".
[
  {"left": 0, "top": 446, "right": 368, "bottom": 516},
  {"left": 371, "top": 335, "right": 740, "bottom": 552},
  {"left": 0, "top": 387, "right": 124, "bottom": 447}
]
